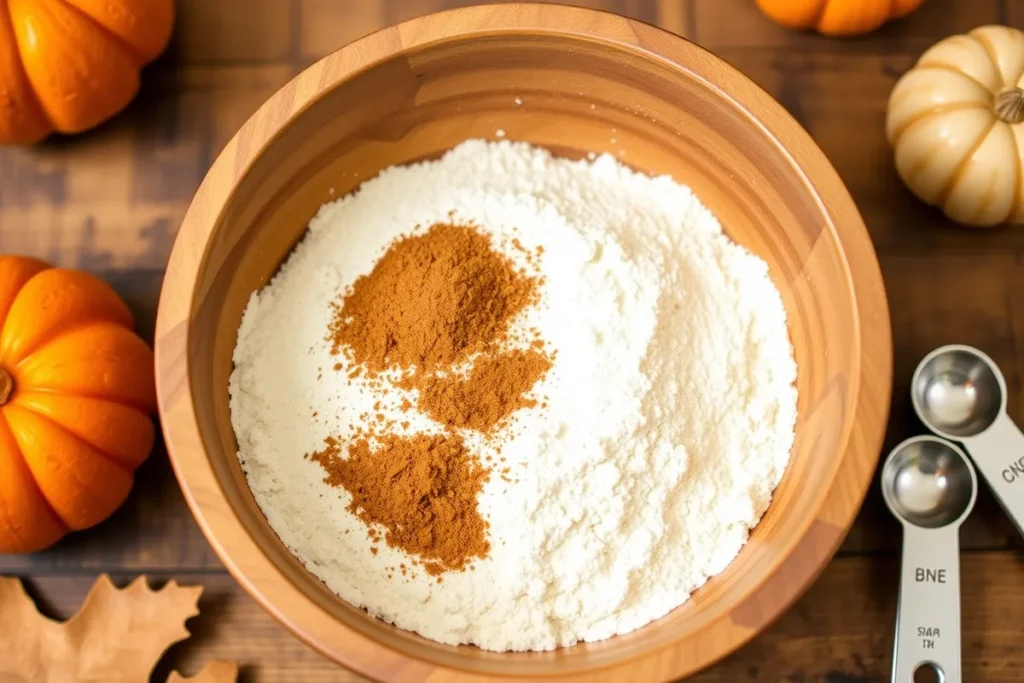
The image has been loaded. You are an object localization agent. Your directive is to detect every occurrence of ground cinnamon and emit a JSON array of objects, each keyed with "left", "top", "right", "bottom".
[
  {"left": 313, "top": 223, "right": 551, "bottom": 575},
  {"left": 328, "top": 223, "right": 537, "bottom": 373},
  {"left": 418, "top": 349, "right": 552, "bottom": 432},
  {"left": 311, "top": 433, "right": 489, "bottom": 575}
]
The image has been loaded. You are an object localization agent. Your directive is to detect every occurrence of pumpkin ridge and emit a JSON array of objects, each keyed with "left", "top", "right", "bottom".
[
  {"left": 970, "top": 31, "right": 1008, "bottom": 89},
  {"left": 1008, "top": 127, "right": 1023, "bottom": 224},
  {"left": 12, "top": 390, "right": 153, "bottom": 470},
  {"left": 49, "top": 0, "right": 146, "bottom": 67},
  {"left": 966, "top": 154, "right": 1002, "bottom": 225},
  {"left": 0, "top": 484, "right": 55, "bottom": 551},
  {"left": 935, "top": 119, "right": 999, "bottom": 208},
  {"left": 13, "top": 321, "right": 156, "bottom": 414},
  {"left": 0, "top": 257, "right": 50, "bottom": 332},
  {"left": 843, "top": 1, "right": 874, "bottom": 36},
  {"left": 0, "top": 409, "right": 69, "bottom": 541},
  {"left": 9, "top": 383, "right": 155, "bottom": 415},
  {"left": 889, "top": 102, "right": 992, "bottom": 146},
  {"left": 0, "top": 268, "right": 135, "bottom": 366},
  {"left": 916, "top": 61, "right": 994, "bottom": 94},
  {"left": 8, "top": 0, "right": 142, "bottom": 135},
  {"left": 0, "top": 1, "right": 56, "bottom": 136},
  {"left": 58, "top": 0, "right": 173, "bottom": 66},
  {"left": 19, "top": 442, "right": 131, "bottom": 531},
  {"left": 15, "top": 406, "right": 133, "bottom": 476},
  {"left": 12, "top": 317, "right": 136, "bottom": 370},
  {"left": 900, "top": 119, "right": 947, "bottom": 181},
  {"left": 809, "top": 0, "right": 829, "bottom": 32}
]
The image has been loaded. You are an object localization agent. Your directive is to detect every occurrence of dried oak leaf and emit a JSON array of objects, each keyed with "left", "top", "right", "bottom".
[{"left": 0, "top": 574, "right": 236, "bottom": 683}]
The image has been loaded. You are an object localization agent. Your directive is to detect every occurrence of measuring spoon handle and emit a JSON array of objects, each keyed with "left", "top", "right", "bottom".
[
  {"left": 963, "top": 414, "right": 1024, "bottom": 537},
  {"left": 892, "top": 526, "right": 962, "bottom": 683}
]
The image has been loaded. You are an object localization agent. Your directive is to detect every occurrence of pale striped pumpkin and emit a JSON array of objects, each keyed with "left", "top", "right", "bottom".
[{"left": 887, "top": 25, "right": 1024, "bottom": 227}]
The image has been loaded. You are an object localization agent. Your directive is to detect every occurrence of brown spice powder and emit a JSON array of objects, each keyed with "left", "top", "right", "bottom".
[
  {"left": 328, "top": 224, "right": 537, "bottom": 373},
  {"left": 311, "top": 433, "right": 490, "bottom": 575},
  {"left": 312, "top": 222, "right": 551, "bottom": 575},
  {"left": 418, "top": 349, "right": 552, "bottom": 432}
]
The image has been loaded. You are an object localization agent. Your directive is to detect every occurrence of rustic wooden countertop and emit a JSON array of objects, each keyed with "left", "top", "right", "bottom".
[{"left": 2, "top": 1, "right": 1023, "bottom": 681}]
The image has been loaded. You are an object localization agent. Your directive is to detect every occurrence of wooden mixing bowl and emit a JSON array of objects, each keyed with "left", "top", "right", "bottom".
[{"left": 155, "top": 4, "right": 892, "bottom": 681}]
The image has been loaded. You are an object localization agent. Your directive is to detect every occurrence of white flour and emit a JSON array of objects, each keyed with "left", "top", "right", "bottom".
[{"left": 229, "top": 140, "right": 797, "bottom": 651}]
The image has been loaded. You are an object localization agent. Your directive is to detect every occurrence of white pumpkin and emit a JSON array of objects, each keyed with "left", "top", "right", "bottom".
[{"left": 887, "top": 25, "right": 1024, "bottom": 227}]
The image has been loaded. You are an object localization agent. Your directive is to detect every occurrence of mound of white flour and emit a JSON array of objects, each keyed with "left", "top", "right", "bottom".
[{"left": 229, "top": 139, "right": 797, "bottom": 651}]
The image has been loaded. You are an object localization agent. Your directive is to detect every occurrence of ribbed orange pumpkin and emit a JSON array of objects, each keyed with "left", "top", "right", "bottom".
[
  {"left": 755, "top": 0, "right": 927, "bottom": 36},
  {"left": 0, "top": 257, "right": 156, "bottom": 553},
  {"left": 0, "top": 0, "right": 174, "bottom": 144}
]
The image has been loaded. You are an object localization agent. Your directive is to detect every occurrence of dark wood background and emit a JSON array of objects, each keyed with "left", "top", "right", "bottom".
[{"left": 2, "top": 1, "right": 1024, "bottom": 681}]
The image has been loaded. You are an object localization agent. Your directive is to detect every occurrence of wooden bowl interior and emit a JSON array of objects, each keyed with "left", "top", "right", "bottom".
[{"left": 187, "top": 32, "right": 859, "bottom": 676}]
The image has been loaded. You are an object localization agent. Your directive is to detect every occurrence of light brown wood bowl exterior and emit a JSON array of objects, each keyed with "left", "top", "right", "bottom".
[{"left": 155, "top": 4, "right": 892, "bottom": 681}]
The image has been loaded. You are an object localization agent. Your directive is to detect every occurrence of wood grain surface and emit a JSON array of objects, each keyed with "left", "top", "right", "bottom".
[{"left": 1, "top": 0, "right": 1023, "bottom": 681}]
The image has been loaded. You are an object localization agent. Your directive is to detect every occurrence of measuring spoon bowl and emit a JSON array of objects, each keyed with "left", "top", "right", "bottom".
[
  {"left": 913, "top": 345, "right": 1003, "bottom": 437},
  {"left": 882, "top": 436, "right": 977, "bottom": 683},
  {"left": 912, "top": 344, "right": 1024, "bottom": 537},
  {"left": 882, "top": 435, "right": 976, "bottom": 529}
]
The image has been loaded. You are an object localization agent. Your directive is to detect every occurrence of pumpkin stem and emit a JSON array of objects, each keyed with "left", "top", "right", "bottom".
[
  {"left": 996, "top": 87, "right": 1024, "bottom": 124},
  {"left": 0, "top": 369, "right": 12, "bottom": 405}
]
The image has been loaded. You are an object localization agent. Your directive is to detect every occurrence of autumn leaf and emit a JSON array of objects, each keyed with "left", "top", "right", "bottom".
[{"left": 0, "top": 574, "right": 236, "bottom": 683}]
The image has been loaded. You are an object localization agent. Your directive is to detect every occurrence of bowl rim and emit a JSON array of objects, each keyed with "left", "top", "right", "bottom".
[{"left": 155, "top": 4, "right": 893, "bottom": 681}]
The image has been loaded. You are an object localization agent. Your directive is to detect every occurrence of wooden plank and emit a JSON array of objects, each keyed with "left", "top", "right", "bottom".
[
  {"left": 693, "top": 0, "right": 1003, "bottom": 51},
  {"left": 840, "top": 252, "right": 1024, "bottom": 554},
  {"left": 1010, "top": 254, "right": 1024, "bottom": 420},
  {"left": 169, "top": 0, "right": 296, "bottom": 64},
  {"left": 700, "top": 551, "right": 1024, "bottom": 683},
  {"left": 296, "top": 0, "right": 678, "bottom": 62},
  {"left": 654, "top": 0, "right": 695, "bottom": 38},
  {"left": 0, "top": 65, "right": 293, "bottom": 270},
  {"left": 297, "top": 0, "right": 387, "bottom": 61},
  {"left": 718, "top": 48, "right": 1024, "bottom": 253},
  {"left": 1008, "top": 0, "right": 1022, "bottom": 27},
  {"left": 880, "top": 252, "right": 1020, "bottom": 423},
  {"left": 379, "top": 0, "right": 659, "bottom": 27},
  {"left": 12, "top": 552, "right": 1024, "bottom": 681}
]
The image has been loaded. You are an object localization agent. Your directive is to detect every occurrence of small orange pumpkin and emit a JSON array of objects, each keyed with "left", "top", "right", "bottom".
[
  {"left": 755, "top": 0, "right": 927, "bottom": 36},
  {"left": 0, "top": 257, "right": 156, "bottom": 553},
  {"left": 0, "top": 0, "right": 174, "bottom": 144}
]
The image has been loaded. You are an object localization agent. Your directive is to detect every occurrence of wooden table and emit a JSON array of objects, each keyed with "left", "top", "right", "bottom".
[{"left": 2, "top": 1, "right": 1023, "bottom": 680}]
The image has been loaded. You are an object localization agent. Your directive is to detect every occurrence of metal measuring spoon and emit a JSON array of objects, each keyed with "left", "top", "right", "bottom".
[
  {"left": 882, "top": 435, "right": 977, "bottom": 683},
  {"left": 912, "top": 344, "right": 1024, "bottom": 536}
]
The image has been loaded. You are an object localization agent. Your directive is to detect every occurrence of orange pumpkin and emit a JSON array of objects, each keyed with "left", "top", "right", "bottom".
[
  {"left": 0, "top": 257, "right": 156, "bottom": 553},
  {"left": 755, "top": 0, "right": 927, "bottom": 36},
  {"left": 0, "top": 0, "right": 174, "bottom": 144}
]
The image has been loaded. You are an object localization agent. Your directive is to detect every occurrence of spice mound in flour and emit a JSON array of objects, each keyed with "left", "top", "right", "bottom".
[
  {"left": 311, "top": 433, "right": 490, "bottom": 575},
  {"left": 313, "top": 222, "right": 551, "bottom": 574},
  {"left": 328, "top": 223, "right": 538, "bottom": 372},
  {"left": 417, "top": 348, "right": 552, "bottom": 432}
]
